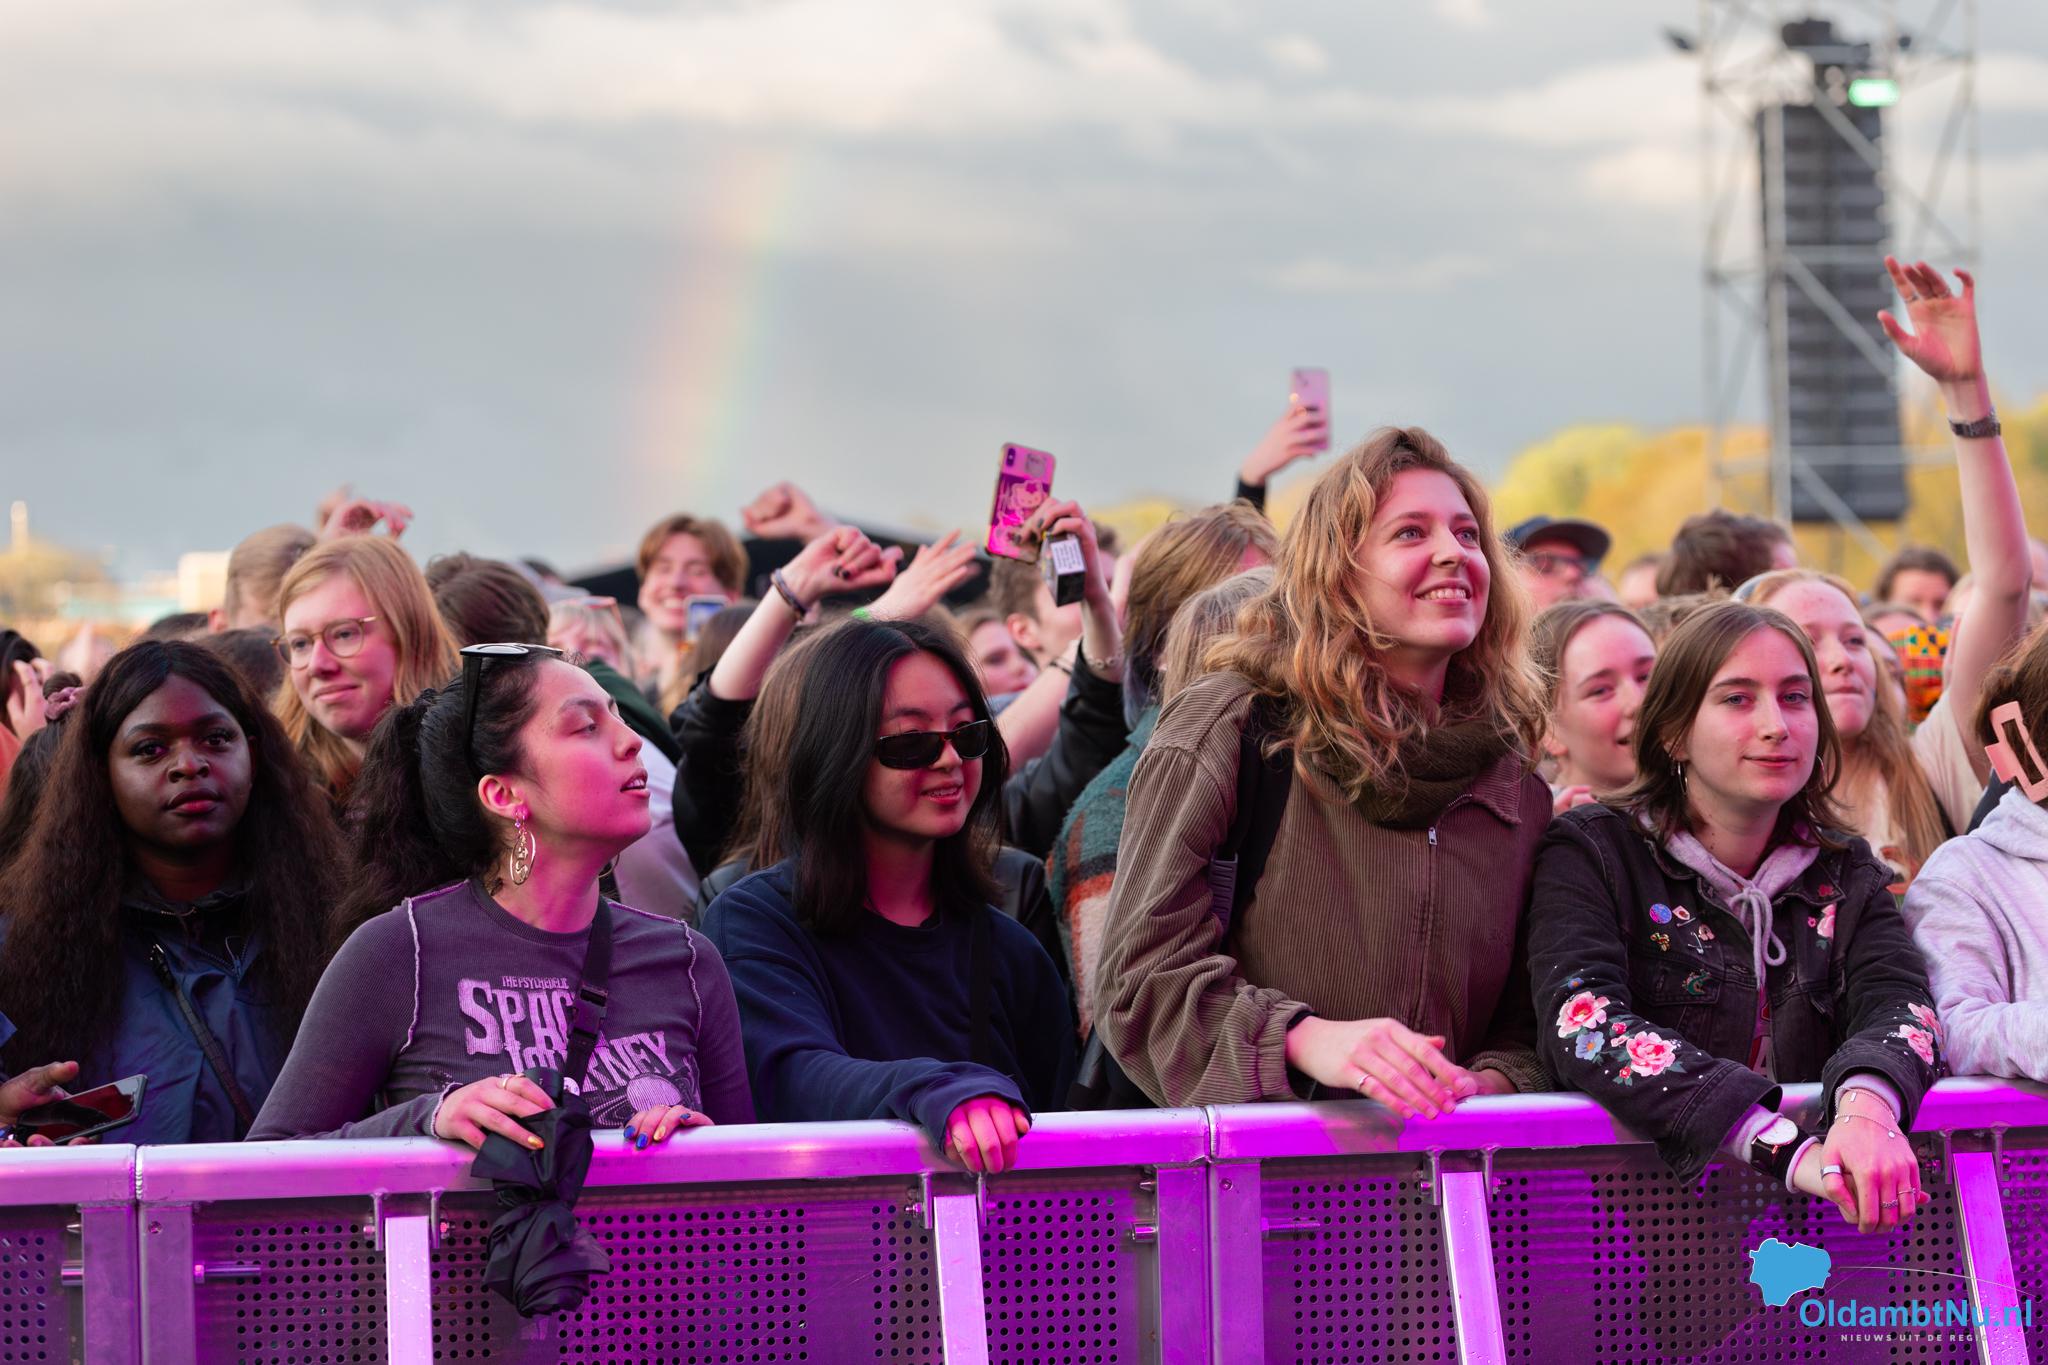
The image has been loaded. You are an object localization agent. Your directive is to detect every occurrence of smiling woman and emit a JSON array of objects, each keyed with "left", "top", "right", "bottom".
[
  {"left": 1527, "top": 600, "right": 1942, "bottom": 1235},
  {"left": 0, "top": 640, "right": 345, "bottom": 1144},
  {"left": 272, "top": 536, "right": 459, "bottom": 804},
  {"left": 1094, "top": 427, "right": 1555, "bottom": 1115},
  {"left": 700, "top": 618, "right": 1076, "bottom": 1177}
]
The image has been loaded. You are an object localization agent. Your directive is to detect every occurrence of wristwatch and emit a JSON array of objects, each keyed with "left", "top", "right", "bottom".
[
  {"left": 1950, "top": 410, "right": 2001, "bottom": 439},
  {"left": 1748, "top": 1114, "right": 1809, "bottom": 1185}
]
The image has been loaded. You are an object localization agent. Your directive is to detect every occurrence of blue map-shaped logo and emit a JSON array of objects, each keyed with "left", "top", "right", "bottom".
[{"left": 1748, "top": 1238, "right": 1831, "bottom": 1306}]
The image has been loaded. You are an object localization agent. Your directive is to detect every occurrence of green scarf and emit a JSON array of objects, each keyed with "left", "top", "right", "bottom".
[{"left": 1351, "top": 715, "right": 1510, "bottom": 829}]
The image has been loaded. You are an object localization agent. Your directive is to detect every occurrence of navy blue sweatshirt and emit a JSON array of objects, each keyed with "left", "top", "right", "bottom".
[{"left": 701, "top": 862, "right": 1076, "bottom": 1139}]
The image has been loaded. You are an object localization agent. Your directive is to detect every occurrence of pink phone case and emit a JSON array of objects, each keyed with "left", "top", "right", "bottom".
[
  {"left": 1291, "top": 368, "right": 1330, "bottom": 451},
  {"left": 987, "top": 443, "right": 1056, "bottom": 562}
]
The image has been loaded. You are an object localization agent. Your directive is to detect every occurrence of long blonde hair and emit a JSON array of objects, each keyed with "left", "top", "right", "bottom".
[
  {"left": 1750, "top": 567, "right": 1946, "bottom": 873},
  {"left": 273, "top": 537, "right": 460, "bottom": 797},
  {"left": 1207, "top": 426, "right": 1545, "bottom": 799}
]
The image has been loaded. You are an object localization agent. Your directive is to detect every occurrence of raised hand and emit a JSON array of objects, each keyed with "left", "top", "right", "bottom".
[
  {"left": 1878, "top": 257, "right": 1981, "bottom": 385},
  {"left": 779, "top": 525, "right": 903, "bottom": 607},
  {"left": 742, "top": 482, "right": 837, "bottom": 543},
  {"left": 1240, "top": 404, "right": 1332, "bottom": 488},
  {"left": 319, "top": 496, "right": 414, "bottom": 541},
  {"left": 870, "top": 531, "right": 981, "bottom": 620}
]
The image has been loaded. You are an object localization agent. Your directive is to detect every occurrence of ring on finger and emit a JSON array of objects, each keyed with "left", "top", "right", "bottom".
[
  {"left": 497, "top": 1075, "right": 512, "bottom": 1089},
  {"left": 1820, "top": 1163, "right": 1843, "bottom": 1177}
]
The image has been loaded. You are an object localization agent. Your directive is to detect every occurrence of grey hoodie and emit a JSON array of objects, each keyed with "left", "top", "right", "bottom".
[{"left": 1902, "top": 787, "right": 2048, "bottom": 1080}]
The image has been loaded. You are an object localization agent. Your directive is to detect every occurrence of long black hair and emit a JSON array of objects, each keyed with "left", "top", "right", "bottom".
[
  {"left": 0, "top": 640, "right": 344, "bottom": 1072},
  {"left": 333, "top": 650, "right": 552, "bottom": 943},
  {"left": 780, "top": 618, "right": 1007, "bottom": 934}
]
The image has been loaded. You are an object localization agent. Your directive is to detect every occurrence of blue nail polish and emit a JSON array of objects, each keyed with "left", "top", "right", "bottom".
[
  {"left": 624, "top": 1127, "right": 636, "bottom": 1140},
  {"left": 635, "top": 1134, "right": 648, "bottom": 1150}
]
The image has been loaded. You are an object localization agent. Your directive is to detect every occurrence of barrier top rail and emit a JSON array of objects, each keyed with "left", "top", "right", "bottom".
[
  {"left": 1205, "top": 1075, "right": 2048, "bottom": 1161},
  {"left": 0, "top": 1141, "right": 137, "bottom": 1205},
  {"left": 130, "top": 1104, "right": 1215, "bottom": 1203},
  {"left": 7, "top": 1079, "right": 2044, "bottom": 1207}
]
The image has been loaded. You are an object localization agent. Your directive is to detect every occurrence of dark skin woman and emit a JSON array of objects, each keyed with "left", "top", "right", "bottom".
[{"left": 0, "top": 641, "right": 343, "bottom": 1144}]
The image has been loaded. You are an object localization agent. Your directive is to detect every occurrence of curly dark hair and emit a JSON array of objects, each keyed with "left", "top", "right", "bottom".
[{"left": 0, "top": 641, "right": 346, "bottom": 1073}]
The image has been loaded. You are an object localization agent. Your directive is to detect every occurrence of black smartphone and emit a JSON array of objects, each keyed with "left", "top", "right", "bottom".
[{"left": 8, "top": 1075, "right": 147, "bottom": 1144}]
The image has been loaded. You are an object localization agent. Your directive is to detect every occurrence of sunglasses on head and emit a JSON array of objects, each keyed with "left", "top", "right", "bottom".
[
  {"left": 459, "top": 643, "right": 565, "bottom": 769},
  {"left": 872, "top": 719, "right": 993, "bottom": 771}
]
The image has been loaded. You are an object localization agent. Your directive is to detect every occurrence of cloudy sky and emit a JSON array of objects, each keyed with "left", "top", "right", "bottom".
[{"left": 6, "top": 0, "right": 2048, "bottom": 575}]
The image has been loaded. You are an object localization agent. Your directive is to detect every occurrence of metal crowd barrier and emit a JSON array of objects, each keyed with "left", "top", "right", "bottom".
[{"left": 2, "top": 1079, "right": 2042, "bottom": 1364}]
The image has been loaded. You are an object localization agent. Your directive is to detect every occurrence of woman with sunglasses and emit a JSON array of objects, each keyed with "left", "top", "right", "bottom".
[
  {"left": 701, "top": 618, "right": 1075, "bottom": 1175},
  {"left": 272, "top": 537, "right": 459, "bottom": 803},
  {"left": 250, "top": 643, "right": 752, "bottom": 1149}
]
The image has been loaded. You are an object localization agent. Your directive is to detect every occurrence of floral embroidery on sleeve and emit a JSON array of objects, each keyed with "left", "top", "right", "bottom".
[{"left": 1556, "top": 985, "right": 1689, "bottom": 1085}]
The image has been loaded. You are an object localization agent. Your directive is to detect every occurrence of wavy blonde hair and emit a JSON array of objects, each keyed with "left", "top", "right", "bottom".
[
  {"left": 1750, "top": 567, "right": 1946, "bottom": 873},
  {"left": 273, "top": 537, "right": 460, "bottom": 797},
  {"left": 1206, "top": 426, "right": 1546, "bottom": 799}
]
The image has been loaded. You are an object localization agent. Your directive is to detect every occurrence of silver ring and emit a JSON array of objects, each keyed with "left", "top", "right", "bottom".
[
  {"left": 1903, "top": 292, "right": 1919, "bottom": 302},
  {"left": 497, "top": 1075, "right": 512, "bottom": 1089},
  {"left": 1882, "top": 1199, "right": 1900, "bottom": 1209},
  {"left": 1820, "top": 1163, "right": 1843, "bottom": 1177}
]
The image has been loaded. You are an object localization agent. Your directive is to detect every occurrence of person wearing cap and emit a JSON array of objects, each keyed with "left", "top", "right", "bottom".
[{"left": 1507, "top": 516, "right": 1613, "bottom": 611}]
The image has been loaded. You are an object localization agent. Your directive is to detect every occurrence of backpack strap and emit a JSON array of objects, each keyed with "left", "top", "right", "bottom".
[
  {"left": 561, "top": 900, "right": 614, "bottom": 1089},
  {"left": 1204, "top": 696, "right": 1295, "bottom": 936},
  {"left": 148, "top": 942, "right": 258, "bottom": 1134}
]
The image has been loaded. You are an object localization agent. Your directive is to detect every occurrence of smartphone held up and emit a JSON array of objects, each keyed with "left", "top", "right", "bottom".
[
  {"left": 986, "top": 443, "right": 1055, "bottom": 563},
  {"left": 1290, "top": 368, "right": 1330, "bottom": 453}
]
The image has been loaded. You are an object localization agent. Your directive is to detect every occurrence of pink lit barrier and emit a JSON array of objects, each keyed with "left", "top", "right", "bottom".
[{"left": 2, "top": 1079, "right": 2043, "bottom": 1363}]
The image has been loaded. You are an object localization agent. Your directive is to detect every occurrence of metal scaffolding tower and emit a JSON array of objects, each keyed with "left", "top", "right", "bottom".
[{"left": 1685, "top": 0, "right": 1979, "bottom": 557}]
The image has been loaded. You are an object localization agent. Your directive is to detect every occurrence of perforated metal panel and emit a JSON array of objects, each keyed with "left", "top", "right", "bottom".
[
  {"left": 0, "top": 1212, "right": 66, "bottom": 1364},
  {"left": 1259, "top": 1155, "right": 1455, "bottom": 1364},
  {"left": 1489, "top": 1142, "right": 1975, "bottom": 1364},
  {"left": 869, "top": 1197, "right": 936, "bottom": 1362},
  {"left": 193, "top": 1198, "right": 387, "bottom": 1363}
]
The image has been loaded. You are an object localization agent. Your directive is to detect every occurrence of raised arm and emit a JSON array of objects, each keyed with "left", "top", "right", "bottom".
[
  {"left": 1880, "top": 257, "right": 2028, "bottom": 781},
  {"left": 708, "top": 526, "right": 901, "bottom": 703}
]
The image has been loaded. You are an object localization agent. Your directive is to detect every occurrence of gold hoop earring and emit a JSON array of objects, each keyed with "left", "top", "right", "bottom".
[{"left": 510, "top": 815, "right": 537, "bottom": 886}]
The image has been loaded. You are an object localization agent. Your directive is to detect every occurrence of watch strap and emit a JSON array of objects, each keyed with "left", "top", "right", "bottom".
[
  {"left": 1950, "top": 410, "right": 2001, "bottom": 439},
  {"left": 1748, "top": 1117, "right": 1814, "bottom": 1185}
]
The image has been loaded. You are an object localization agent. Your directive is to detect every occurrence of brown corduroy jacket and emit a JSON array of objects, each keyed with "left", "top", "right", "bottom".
[{"left": 1093, "top": 671, "right": 1552, "bottom": 1105}]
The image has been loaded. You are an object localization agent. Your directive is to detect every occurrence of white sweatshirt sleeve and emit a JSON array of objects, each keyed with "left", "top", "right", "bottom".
[{"left": 1903, "top": 868, "right": 2048, "bottom": 1081}]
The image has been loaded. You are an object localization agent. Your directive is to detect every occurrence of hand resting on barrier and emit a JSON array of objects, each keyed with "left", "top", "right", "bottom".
[
  {"left": 943, "top": 1095, "right": 1032, "bottom": 1174},
  {"left": 1284, "top": 1017, "right": 1513, "bottom": 1119},
  {"left": 624, "top": 1102, "right": 715, "bottom": 1151},
  {"left": 432, "top": 1073, "right": 555, "bottom": 1152},
  {"left": 1790, "top": 1089, "right": 1930, "bottom": 1234}
]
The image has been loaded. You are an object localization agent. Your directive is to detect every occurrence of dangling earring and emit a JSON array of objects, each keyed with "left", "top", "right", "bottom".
[
  {"left": 510, "top": 814, "right": 537, "bottom": 886},
  {"left": 1671, "top": 759, "right": 1686, "bottom": 785}
]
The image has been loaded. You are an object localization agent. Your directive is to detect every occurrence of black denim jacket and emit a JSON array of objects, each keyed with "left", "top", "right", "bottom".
[{"left": 1527, "top": 804, "right": 1942, "bottom": 1182}]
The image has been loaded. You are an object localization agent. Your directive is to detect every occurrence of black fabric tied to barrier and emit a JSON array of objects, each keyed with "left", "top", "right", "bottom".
[
  {"left": 469, "top": 897, "right": 616, "bottom": 1317},
  {"left": 469, "top": 1065, "right": 611, "bottom": 1316}
]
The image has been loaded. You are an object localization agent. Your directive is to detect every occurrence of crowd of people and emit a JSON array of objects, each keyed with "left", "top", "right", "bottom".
[{"left": 2, "top": 256, "right": 2043, "bottom": 1235}]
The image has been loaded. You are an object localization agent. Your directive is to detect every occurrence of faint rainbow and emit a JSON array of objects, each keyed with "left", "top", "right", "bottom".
[{"left": 628, "top": 143, "right": 811, "bottom": 521}]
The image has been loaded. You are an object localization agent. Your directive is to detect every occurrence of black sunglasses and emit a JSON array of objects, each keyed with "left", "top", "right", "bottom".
[
  {"left": 873, "top": 719, "right": 993, "bottom": 771},
  {"left": 460, "top": 643, "right": 565, "bottom": 769}
]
